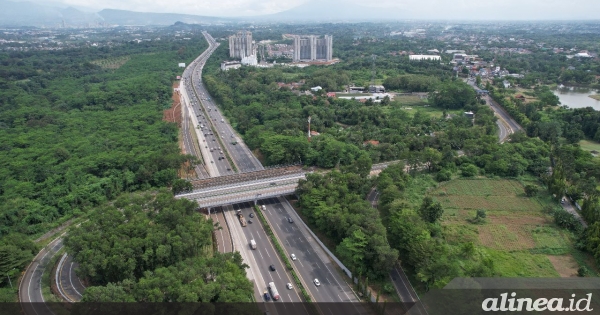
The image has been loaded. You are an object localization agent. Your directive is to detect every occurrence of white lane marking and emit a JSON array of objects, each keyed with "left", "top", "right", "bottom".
[
  {"left": 276, "top": 270, "right": 282, "bottom": 280},
  {"left": 69, "top": 261, "right": 83, "bottom": 297},
  {"left": 259, "top": 251, "right": 264, "bottom": 259},
  {"left": 265, "top": 249, "right": 271, "bottom": 258},
  {"left": 298, "top": 260, "right": 304, "bottom": 268}
]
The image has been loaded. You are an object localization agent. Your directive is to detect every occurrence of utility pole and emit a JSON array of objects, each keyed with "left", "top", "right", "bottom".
[
  {"left": 307, "top": 116, "right": 311, "bottom": 141},
  {"left": 370, "top": 54, "right": 376, "bottom": 93}
]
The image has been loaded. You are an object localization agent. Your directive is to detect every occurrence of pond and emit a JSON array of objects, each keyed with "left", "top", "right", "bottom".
[{"left": 553, "top": 86, "right": 600, "bottom": 110}]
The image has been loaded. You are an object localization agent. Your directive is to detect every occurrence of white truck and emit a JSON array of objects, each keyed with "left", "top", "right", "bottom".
[
  {"left": 268, "top": 282, "right": 280, "bottom": 301},
  {"left": 250, "top": 239, "right": 257, "bottom": 250}
]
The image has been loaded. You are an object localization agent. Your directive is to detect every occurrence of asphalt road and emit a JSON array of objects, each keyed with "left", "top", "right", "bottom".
[
  {"left": 19, "top": 236, "right": 63, "bottom": 315},
  {"left": 187, "top": 32, "right": 363, "bottom": 311},
  {"left": 223, "top": 202, "right": 308, "bottom": 315},
  {"left": 182, "top": 104, "right": 210, "bottom": 179},
  {"left": 210, "top": 207, "right": 233, "bottom": 253},
  {"left": 260, "top": 197, "right": 367, "bottom": 315},
  {"left": 466, "top": 78, "right": 522, "bottom": 143},
  {"left": 180, "top": 33, "right": 231, "bottom": 177},
  {"left": 189, "top": 32, "right": 263, "bottom": 174},
  {"left": 56, "top": 254, "right": 85, "bottom": 302}
]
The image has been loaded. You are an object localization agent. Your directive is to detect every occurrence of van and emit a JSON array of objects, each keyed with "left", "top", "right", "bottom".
[{"left": 250, "top": 239, "right": 257, "bottom": 250}]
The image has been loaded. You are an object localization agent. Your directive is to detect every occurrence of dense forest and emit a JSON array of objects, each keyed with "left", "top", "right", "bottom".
[
  {"left": 0, "top": 30, "right": 208, "bottom": 300},
  {"left": 64, "top": 190, "right": 253, "bottom": 302}
]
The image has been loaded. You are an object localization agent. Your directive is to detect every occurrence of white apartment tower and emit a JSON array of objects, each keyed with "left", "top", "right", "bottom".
[
  {"left": 229, "top": 31, "right": 256, "bottom": 59},
  {"left": 293, "top": 35, "right": 333, "bottom": 62}
]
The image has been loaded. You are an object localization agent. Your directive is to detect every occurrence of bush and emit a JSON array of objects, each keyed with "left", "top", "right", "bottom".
[
  {"left": 436, "top": 169, "right": 452, "bottom": 182},
  {"left": 524, "top": 184, "right": 539, "bottom": 197},
  {"left": 553, "top": 209, "right": 582, "bottom": 233},
  {"left": 461, "top": 164, "right": 479, "bottom": 177}
]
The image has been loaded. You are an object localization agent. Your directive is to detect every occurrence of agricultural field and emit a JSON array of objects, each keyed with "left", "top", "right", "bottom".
[
  {"left": 431, "top": 178, "right": 584, "bottom": 277},
  {"left": 91, "top": 56, "right": 131, "bottom": 69}
]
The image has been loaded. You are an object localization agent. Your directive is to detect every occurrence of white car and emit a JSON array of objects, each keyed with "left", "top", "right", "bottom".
[
  {"left": 291, "top": 254, "right": 297, "bottom": 261},
  {"left": 314, "top": 279, "right": 320, "bottom": 286},
  {"left": 286, "top": 283, "right": 293, "bottom": 290}
]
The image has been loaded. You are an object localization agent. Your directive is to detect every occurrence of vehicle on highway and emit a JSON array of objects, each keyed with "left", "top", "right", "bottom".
[
  {"left": 288, "top": 217, "right": 294, "bottom": 223},
  {"left": 249, "top": 213, "right": 254, "bottom": 218},
  {"left": 269, "top": 265, "right": 276, "bottom": 271},
  {"left": 286, "top": 283, "right": 293, "bottom": 290},
  {"left": 262, "top": 205, "right": 266, "bottom": 210},
  {"left": 248, "top": 219, "right": 252, "bottom": 224},
  {"left": 210, "top": 161, "right": 214, "bottom": 163},
  {"left": 314, "top": 279, "right": 320, "bottom": 286},
  {"left": 263, "top": 291, "right": 271, "bottom": 301},
  {"left": 270, "top": 182, "right": 277, "bottom": 186},
  {"left": 290, "top": 254, "right": 296, "bottom": 260},
  {"left": 250, "top": 239, "right": 257, "bottom": 250},
  {"left": 268, "top": 282, "right": 280, "bottom": 301}
]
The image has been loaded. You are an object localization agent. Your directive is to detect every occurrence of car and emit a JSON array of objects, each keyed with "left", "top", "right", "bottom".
[
  {"left": 270, "top": 182, "right": 277, "bottom": 186},
  {"left": 262, "top": 205, "right": 266, "bottom": 210},
  {"left": 264, "top": 291, "right": 271, "bottom": 301},
  {"left": 314, "top": 279, "right": 320, "bottom": 286},
  {"left": 288, "top": 217, "right": 294, "bottom": 223},
  {"left": 210, "top": 161, "right": 214, "bottom": 163},
  {"left": 290, "top": 254, "right": 296, "bottom": 261},
  {"left": 286, "top": 283, "right": 293, "bottom": 290},
  {"left": 249, "top": 213, "right": 254, "bottom": 218},
  {"left": 248, "top": 220, "right": 252, "bottom": 224},
  {"left": 269, "top": 265, "right": 276, "bottom": 271}
]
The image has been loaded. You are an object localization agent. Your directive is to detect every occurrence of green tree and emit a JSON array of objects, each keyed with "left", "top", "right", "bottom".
[
  {"left": 524, "top": 184, "right": 539, "bottom": 197},
  {"left": 418, "top": 197, "right": 444, "bottom": 224}
]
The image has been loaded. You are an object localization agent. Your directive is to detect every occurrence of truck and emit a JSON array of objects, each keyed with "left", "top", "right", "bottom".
[
  {"left": 237, "top": 210, "right": 247, "bottom": 227},
  {"left": 250, "top": 239, "right": 257, "bottom": 250},
  {"left": 267, "top": 282, "right": 280, "bottom": 301}
]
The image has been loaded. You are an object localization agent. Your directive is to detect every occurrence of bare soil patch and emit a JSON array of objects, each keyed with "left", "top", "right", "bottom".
[{"left": 547, "top": 255, "right": 579, "bottom": 277}]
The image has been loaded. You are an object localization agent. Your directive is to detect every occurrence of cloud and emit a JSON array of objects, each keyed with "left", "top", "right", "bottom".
[{"left": 17, "top": 0, "right": 600, "bottom": 18}]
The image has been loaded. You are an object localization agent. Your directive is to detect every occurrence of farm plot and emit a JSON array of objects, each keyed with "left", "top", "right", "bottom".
[{"left": 432, "top": 178, "right": 575, "bottom": 277}]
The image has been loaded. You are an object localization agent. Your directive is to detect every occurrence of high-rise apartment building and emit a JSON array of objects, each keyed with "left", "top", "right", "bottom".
[
  {"left": 229, "top": 31, "right": 255, "bottom": 59},
  {"left": 293, "top": 35, "right": 333, "bottom": 62}
]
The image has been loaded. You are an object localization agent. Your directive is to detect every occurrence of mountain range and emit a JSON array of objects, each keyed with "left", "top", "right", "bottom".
[{"left": 0, "top": 0, "right": 400, "bottom": 27}]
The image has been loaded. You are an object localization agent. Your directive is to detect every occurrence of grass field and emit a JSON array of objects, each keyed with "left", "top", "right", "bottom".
[
  {"left": 431, "top": 178, "right": 584, "bottom": 277},
  {"left": 589, "top": 95, "right": 600, "bottom": 101},
  {"left": 580, "top": 139, "right": 600, "bottom": 154}
]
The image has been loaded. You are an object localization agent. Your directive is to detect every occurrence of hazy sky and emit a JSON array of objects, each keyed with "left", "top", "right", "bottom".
[{"left": 22, "top": 0, "right": 600, "bottom": 19}]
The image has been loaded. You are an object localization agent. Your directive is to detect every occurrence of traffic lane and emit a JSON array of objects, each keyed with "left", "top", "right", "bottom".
[
  {"left": 233, "top": 202, "right": 303, "bottom": 303},
  {"left": 234, "top": 202, "right": 301, "bottom": 303},
  {"left": 20, "top": 236, "right": 64, "bottom": 315},
  {"left": 58, "top": 255, "right": 85, "bottom": 301},
  {"left": 266, "top": 204, "right": 351, "bottom": 303},
  {"left": 266, "top": 198, "right": 367, "bottom": 315},
  {"left": 210, "top": 210, "right": 227, "bottom": 253}
]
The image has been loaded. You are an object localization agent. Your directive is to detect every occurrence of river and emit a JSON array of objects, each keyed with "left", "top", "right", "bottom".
[{"left": 553, "top": 86, "right": 600, "bottom": 110}]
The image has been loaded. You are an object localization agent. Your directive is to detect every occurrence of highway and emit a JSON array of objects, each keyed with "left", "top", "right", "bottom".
[
  {"left": 183, "top": 31, "right": 365, "bottom": 313},
  {"left": 261, "top": 197, "right": 367, "bottom": 315},
  {"left": 210, "top": 207, "right": 233, "bottom": 253},
  {"left": 181, "top": 103, "right": 210, "bottom": 179},
  {"left": 188, "top": 32, "right": 263, "bottom": 174},
  {"left": 222, "top": 202, "right": 309, "bottom": 315}
]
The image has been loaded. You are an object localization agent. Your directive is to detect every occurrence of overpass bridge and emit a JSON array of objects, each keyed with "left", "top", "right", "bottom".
[
  {"left": 175, "top": 172, "right": 306, "bottom": 208},
  {"left": 175, "top": 161, "right": 404, "bottom": 208}
]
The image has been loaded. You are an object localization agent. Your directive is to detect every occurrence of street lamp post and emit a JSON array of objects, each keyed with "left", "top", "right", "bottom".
[{"left": 7, "top": 268, "right": 15, "bottom": 289}]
